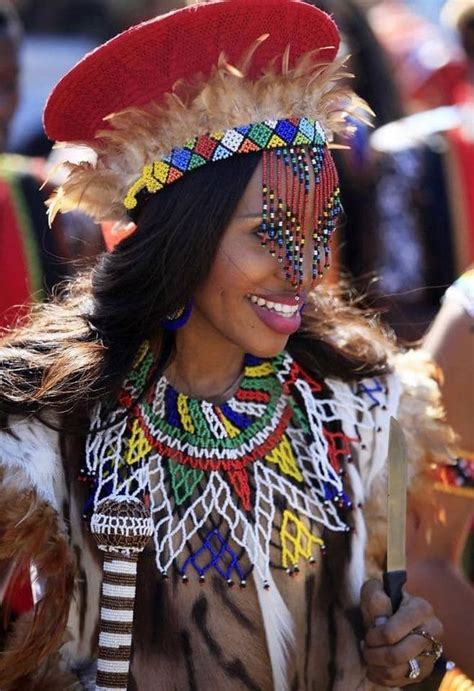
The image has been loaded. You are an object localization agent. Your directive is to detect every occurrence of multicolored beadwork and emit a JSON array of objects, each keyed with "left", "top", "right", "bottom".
[{"left": 84, "top": 344, "right": 362, "bottom": 588}]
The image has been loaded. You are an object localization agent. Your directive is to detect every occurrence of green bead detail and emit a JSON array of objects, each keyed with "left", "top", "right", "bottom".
[
  {"left": 168, "top": 458, "right": 204, "bottom": 505},
  {"left": 188, "top": 398, "right": 212, "bottom": 441},
  {"left": 288, "top": 398, "right": 310, "bottom": 436},
  {"left": 188, "top": 153, "right": 207, "bottom": 170},
  {"left": 128, "top": 349, "right": 154, "bottom": 390}
]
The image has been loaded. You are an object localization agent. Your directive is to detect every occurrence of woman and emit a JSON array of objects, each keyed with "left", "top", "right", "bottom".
[{"left": 0, "top": 1, "right": 446, "bottom": 689}]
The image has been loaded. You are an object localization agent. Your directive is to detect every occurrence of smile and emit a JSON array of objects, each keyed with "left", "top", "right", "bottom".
[{"left": 247, "top": 294, "right": 299, "bottom": 318}]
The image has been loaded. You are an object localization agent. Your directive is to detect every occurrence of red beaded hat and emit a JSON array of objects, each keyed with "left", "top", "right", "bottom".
[
  {"left": 44, "top": 0, "right": 340, "bottom": 143},
  {"left": 43, "top": 0, "right": 367, "bottom": 262}
]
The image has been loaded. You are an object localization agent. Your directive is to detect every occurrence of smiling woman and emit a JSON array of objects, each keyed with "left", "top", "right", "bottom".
[{"left": 0, "top": 2, "right": 449, "bottom": 690}]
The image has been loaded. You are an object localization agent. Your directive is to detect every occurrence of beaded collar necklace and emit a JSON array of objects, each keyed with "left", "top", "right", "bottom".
[
  {"left": 84, "top": 344, "right": 355, "bottom": 586},
  {"left": 84, "top": 344, "right": 354, "bottom": 588}
]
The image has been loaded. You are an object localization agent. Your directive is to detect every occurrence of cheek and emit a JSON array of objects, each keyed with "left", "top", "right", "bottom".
[{"left": 199, "top": 241, "right": 271, "bottom": 303}]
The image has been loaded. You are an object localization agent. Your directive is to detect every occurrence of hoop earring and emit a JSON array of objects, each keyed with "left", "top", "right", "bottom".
[{"left": 161, "top": 300, "right": 193, "bottom": 331}]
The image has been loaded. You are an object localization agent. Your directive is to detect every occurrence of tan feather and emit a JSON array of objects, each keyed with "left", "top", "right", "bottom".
[{"left": 49, "top": 49, "right": 370, "bottom": 222}]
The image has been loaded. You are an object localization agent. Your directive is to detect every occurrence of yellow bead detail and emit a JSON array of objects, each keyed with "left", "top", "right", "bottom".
[
  {"left": 245, "top": 363, "right": 274, "bottom": 378},
  {"left": 268, "top": 134, "right": 287, "bottom": 149},
  {"left": 218, "top": 411, "right": 241, "bottom": 438},
  {"left": 265, "top": 435, "right": 303, "bottom": 482},
  {"left": 125, "top": 418, "right": 153, "bottom": 465},
  {"left": 177, "top": 393, "right": 195, "bottom": 433},
  {"left": 153, "top": 161, "right": 171, "bottom": 184},
  {"left": 124, "top": 163, "right": 164, "bottom": 210},
  {"left": 280, "top": 510, "right": 325, "bottom": 569},
  {"left": 132, "top": 341, "right": 149, "bottom": 369}
]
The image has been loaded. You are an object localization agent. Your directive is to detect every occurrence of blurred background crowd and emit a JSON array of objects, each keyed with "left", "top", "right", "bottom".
[{"left": 0, "top": 1, "right": 473, "bottom": 689}]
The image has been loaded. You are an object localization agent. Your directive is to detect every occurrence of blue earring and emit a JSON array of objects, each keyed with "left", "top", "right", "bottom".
[{"left": 161, "top": 300, "right": 193, "bottom": 331}]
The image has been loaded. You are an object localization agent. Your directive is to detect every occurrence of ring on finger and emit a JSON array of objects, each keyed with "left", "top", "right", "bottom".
[
  {"left": 411, "top": 628, "right": 443, "bottom": 661},
  {"left": 406, "top": 658, "right": 421, "bottom": 680}
]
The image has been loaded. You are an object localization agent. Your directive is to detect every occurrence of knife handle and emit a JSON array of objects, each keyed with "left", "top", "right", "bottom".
[{"left": 383, "top": 570, "right": 406, "bottom": 613}]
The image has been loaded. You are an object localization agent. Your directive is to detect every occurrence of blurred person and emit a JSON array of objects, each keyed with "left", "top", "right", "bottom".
[
  {"left": 403, "top": 268, "right": 474, "bottom": 688},
  {"left": 0, "top": 0, "right": 19, "bottom": 152},
  {"left": 368, "top": 0, "right": 467, "bottom": 113},
  {"left": 0, "top": 1, "right": 103, "bottom": 330}
]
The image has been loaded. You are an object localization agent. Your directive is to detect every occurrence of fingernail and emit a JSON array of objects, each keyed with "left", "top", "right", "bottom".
[{"left": 374, "top": 616, "right": 388, "bottom": 626}]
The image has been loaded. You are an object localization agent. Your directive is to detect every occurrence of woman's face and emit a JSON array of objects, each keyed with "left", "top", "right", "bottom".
[{"left": 187, "top": 155, "right": 320, "bottom": 359}]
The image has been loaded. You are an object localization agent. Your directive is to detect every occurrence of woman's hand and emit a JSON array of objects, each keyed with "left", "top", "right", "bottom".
[{"left": 360, "top": 579, "right": 443, "bottom": 687}]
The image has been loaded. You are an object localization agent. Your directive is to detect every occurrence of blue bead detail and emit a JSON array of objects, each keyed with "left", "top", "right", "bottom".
[
  {"left": 161, "top": 301, "right": 193, "bottom": 332},
  {"left": 212, "top": 144, "right": 233, "bottom": 161},
  {"left": 244, "top": 354, "right": 263, "bottom": 366},
  {"left": 221, "top": 403, "right": 252, "bottom": 430},
  {"left": 171, "top": 148, "right": 192, "bottom": 171},
  {"left": 275, "top": 120, "right": 297, "bottom": 142},
  {"left": 165, "top": 386, "right": 180, "bottom": 427},
  {"left": 357, "top": 378, "right": 384, "bottom": 408},
  {"left": 181, "top": 528, "right": 245, "bottom": 581},
  {"left": 299, "top": 118, "right": 315, "bottom": 139},
  {"left": 235, "top": 124, "right": 251, "bottom": 136}
]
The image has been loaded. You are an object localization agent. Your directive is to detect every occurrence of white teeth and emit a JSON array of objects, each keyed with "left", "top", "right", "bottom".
[{"left": 248, "top": 294, "right": 298, "bottom": 318}]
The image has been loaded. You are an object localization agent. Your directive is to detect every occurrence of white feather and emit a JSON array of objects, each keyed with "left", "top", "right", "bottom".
[
  {"left": 345, "top": 462, "right": 367, "bottom": 605},
  {"left": 255, "top": 570, "right": 294, "bottom": 691},
  {"left": 0, "top": 415, "right": 64, "bottom": 510}
]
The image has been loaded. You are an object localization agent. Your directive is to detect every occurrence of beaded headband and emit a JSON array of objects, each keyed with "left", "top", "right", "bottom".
[{"left": 125, "top": 117, "right": 327, "bottom": 210}]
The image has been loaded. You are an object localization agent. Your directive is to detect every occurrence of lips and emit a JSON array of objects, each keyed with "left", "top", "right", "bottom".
[{"left": 247, "top": 293, "right": 302, "bottom": 335}]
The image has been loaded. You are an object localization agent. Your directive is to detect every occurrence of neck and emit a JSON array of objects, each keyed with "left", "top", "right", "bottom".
[{"left": 163, "top": 321, "right": 246, "bottom": 402}]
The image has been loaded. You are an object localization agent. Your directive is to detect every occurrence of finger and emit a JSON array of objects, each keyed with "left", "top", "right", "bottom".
[
  {"left": 360, "top": 579, "right": 393, "bottom": 630},
  {"left": 366, "top": 655, "right": 435, "bottom": 687},
  {"left": 365, "top": 595, "right": 433, "bottom": 648},
  {"left": 363, "top": 627, "right": 430, "bottom": 667}
]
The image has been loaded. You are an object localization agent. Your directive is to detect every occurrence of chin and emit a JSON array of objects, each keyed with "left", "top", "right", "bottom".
[{"left": 244, "top": 336, "right": 289, "bottom": 360}]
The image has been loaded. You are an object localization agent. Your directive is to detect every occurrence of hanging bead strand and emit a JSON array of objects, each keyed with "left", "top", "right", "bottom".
[
  {"left": 261, "top": 149, "right": 270, "bottom": 249},
  {"left": 275, "top": 149, "right": 285, "bottom": 265}
]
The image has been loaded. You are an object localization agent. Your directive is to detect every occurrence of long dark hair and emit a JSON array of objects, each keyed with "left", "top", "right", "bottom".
[{"left": 0, "top": 151, "right": 394, "bottom": 422}]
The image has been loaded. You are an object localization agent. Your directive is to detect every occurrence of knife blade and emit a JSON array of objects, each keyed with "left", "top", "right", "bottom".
[{"left": 383, "top": 417, "right": 408, "bottom": 613}]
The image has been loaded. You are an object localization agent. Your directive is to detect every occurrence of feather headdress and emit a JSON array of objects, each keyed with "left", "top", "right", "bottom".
[{"left": 47, "top": 47, "right": 367, "bottom": 225}]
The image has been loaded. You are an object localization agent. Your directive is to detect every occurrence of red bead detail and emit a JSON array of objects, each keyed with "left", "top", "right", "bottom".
[
  {"left": 235, "top": 388, "right": 270, "bottom": 403},
  {"left": 323, "top": 429, "right": 357, "bottom": 473},
  {"left": 283, "top": 359, "right": 322, "bottom": 394},
  {"left": 226, "top": 468, "right": 252, "bottom": 511}
]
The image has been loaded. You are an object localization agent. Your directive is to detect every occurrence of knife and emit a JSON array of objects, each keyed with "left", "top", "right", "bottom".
[{"left": 383, "top": 417, "right": 408, "bottom": 613}]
